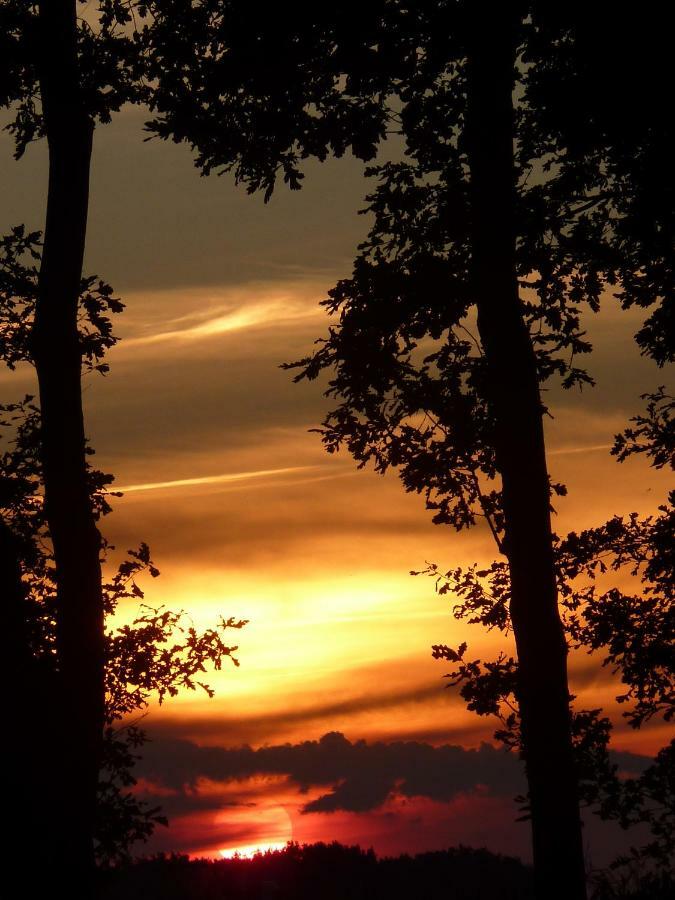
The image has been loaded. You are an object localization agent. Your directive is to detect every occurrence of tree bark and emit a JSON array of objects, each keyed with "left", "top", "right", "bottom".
[
  {"left": 32, "top": 0, "right": 103, "bottom": 889},
  {"left": 465, "top": 7, "right": 587, "bottom": 899}
]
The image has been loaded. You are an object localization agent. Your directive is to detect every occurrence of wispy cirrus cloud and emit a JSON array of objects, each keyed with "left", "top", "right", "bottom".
[
  {"left": 121, "top": 295, "right": 320, "bottom": 349},
  {"left": 114, "top": 464, "right": 318, "bottom": 495},
  {"left": 548, "top": 443, "right": 612, "bottom": 456}
]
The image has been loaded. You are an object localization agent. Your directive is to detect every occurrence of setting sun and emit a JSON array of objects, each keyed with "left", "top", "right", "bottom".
[{"left": 219, "top": 842, "right": 288, "bottom": 860}]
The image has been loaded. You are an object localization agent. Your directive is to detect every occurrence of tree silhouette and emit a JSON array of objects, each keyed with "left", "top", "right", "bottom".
[
  {"left": 100, "top": 842, "right": 537, "bottom": 900},
  {"left": 427, "top": 461, "right": 674, "bottom": 883},
  {"left": 1, "top": 4, "right": 670, "bottom": 893},
  {"left": 0, "top": 2, "right": 392, "bottom": 884},
  {"left": 99, "top": 841, "right": 674, "bottom": 900},
  {"left": 0, "top": 227, "right": 245, "bottom": 882},
  {"left": 278, "top": 6, "right": 670, "bottom": 897},
  {"left": 2, "top": 2, "right": 154, "bottom": 884}
]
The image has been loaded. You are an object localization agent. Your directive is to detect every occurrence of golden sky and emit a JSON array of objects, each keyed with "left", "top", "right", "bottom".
[{"left": 1, "top": 106, "right": 670, "bottom": 863}]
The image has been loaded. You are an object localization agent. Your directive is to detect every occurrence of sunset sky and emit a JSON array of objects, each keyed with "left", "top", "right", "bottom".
[{"left": 1, "top": 105, "right": 671, "bottom": 863}]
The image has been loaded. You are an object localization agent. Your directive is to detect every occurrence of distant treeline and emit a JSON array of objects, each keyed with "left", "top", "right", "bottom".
[
  {"left": 98, "top": 842, "right": 532, "bottom": 900},
  {"left": 97, "top": 841, "right": 675, "bottom": 900}
]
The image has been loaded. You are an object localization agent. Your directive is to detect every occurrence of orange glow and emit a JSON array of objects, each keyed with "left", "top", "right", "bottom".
[
  {"left": 90, "top": 285, "right": 668, "bottom": 858},
  {"left": 4, "top": 90, "right": 666, "bottom": 875},
  {"left": 95, "top": 284, "right": 670, "bottom": 859},
  {"left": 219, "top": 842, "right": 288, "bottom": 860}
]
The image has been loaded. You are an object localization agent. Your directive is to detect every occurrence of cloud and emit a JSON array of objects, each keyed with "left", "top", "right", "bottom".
[
  {"left": 114, "top": 464, "right": 318, "bottom": 495},
  {"left": 147, "top": 681, "right": 460, "bottom": 747},
  {"left": 121, "top": 296, "right": 320, "bottom": 349},
  {"left": 100, "top": 443, "right": 463, "bottom": 569},
  {"left": 548, "top": 443, "right": 612, "bottom": 456},
  {"left": 137, "top": 729, "right": 655, "bottom": 818},
  {"left": 137, "top": 732, "right": 527, "bottom": 814},
  {"left": 131, "top": 732, "right": 654, "bottom": 862}
]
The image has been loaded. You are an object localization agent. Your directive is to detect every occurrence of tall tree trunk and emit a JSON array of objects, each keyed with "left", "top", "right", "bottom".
[
  {"left": 33, "top": 0, "right": 103, "bottom": 889},
  {"left": 465, "top": 8, "right": 587, "bottom": 899}
]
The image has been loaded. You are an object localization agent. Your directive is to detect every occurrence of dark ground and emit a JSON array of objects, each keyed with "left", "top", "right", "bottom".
[
  {"left": 96, "top": 841, "right": 674, "bottom": 900},
  {"left": 99, "top": 842, "right": 533, "bottom": 900}
]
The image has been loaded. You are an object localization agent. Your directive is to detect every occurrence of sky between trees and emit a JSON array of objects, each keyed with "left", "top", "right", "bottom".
[{"left": 1, "top": 103, "right": 670, "bottom": 860}]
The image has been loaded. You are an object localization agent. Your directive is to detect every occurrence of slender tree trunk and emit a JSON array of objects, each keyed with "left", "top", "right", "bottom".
[
  {"left": 465, "top": 8, "right": 587, "bottom": 899},
  {"left": 32, "top": 0, "right": 103, "bottom": 888}
]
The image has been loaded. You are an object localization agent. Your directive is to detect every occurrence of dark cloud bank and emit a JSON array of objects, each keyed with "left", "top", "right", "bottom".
[{"left": 138, "top": 731, "right": 650, "bottom": 817}]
